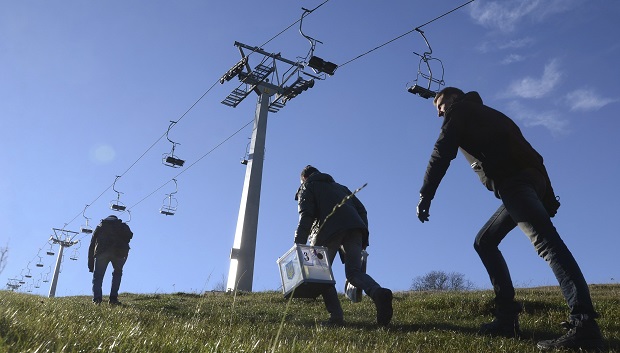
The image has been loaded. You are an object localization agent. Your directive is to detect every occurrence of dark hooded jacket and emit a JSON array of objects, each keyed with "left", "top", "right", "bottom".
[
  {"left": 420, "top": 91, "right": 558, "bottom": 206},
  {"left": 295, "top": 172, "right": 369, "bottom": 247},
  {"left": 88, "top": 216, "right": 133, "bottom": 269}
]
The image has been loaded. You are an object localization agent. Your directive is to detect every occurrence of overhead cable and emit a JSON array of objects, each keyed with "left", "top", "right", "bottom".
[{"left": 339, "top": 0, "right": 474, "bottom": 68}]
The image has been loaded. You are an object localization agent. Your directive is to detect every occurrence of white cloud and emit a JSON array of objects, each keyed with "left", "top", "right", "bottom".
[
  {"left": 506, "top": 59, "right": 562, "bottom": 99},
  {"left": 498, "top": 38, "right": 534, "bottom": 50},
  {"left": 470, "top": 0, "right": 579, "bottom": 33},
  {"left": 507, "top": 101, "right": 569, "bottom": 136},
  {"left": 501, "top": 54, "right": 525, "bottom": 65},
  {"left": 566, "top": 89, "right": 618, "bottom": 111},
  {"left": 477, "top": 37, "right": 534, "bottom": 54}
]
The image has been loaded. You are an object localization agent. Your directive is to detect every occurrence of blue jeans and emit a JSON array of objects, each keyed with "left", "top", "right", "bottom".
[
  {"left": 474, "top": 168, "right": 597, "bottom": 324},
  {"left": 320, "top": 229, "right": 381, "bottom": 319},
  {"left": 92, "top": 249, "right": 127, "bottom": 302}
]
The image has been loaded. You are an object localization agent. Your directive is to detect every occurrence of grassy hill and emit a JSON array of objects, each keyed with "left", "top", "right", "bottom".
[{"left": 1, "top": 284, "right": 618, "bottom": 352}]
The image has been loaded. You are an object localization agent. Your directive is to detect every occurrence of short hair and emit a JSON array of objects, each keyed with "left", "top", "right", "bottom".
[
  {"left": 433, "top": 87, "right": 465, "bottom": 105},
  {"left": 300, "top": 165, "right": 319, "bottom": 180}
]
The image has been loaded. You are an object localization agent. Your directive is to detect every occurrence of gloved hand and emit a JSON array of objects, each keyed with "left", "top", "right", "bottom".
[{"left": 416, "top": 195, "right": 431, "bottom": 223}]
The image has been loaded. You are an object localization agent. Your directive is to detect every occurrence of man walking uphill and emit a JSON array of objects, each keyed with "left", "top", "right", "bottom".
[
  {"left": 88, "top": 215, "right": 133, "bottom": 305},
  {"left": 294, "top": 165, "right": 393, "bottom": 327},
  {"left": 416, "top": 87, "right": 603, "bottom": 350}
]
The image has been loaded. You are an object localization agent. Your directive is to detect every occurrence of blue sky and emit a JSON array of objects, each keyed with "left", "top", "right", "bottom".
[{"left": 2, "top": 0, "right": 619, "bottom": 297}]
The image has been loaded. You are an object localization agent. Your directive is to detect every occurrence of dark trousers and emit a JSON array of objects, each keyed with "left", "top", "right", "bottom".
[
  {"left": 320, "top": 229, "right": 381, "bottom": 319},
  {"left": 474, "top": 168, "right": 597, "bottom": 324},
  {"left": 92, "top": 249, "right": 127, "bottom": 301}
]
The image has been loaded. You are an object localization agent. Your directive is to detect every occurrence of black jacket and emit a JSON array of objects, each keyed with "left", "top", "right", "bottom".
[
  {"left": 88, "top": 216, "right": 133, "bottom": 269},
  {"left": 420, "top": 91, "right": 552, "bottom": 199},
  {"left": 295, "top": 172, "right": 369, "bottom": 247}
]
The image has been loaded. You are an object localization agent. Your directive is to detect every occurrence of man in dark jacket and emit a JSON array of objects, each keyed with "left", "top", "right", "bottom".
[
  {"left": 416, "top": 87, "right": 602, "bottom": 350},
  {"left": 295, "top": 165, "right": 393, "bottom": 326},
  {"left": 88, "top": 215, "right": 133, "bottom": 305}
]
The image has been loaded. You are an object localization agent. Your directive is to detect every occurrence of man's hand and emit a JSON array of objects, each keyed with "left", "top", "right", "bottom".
[{"left": 416, "top": 195, "right": 431, "bottom": 223}]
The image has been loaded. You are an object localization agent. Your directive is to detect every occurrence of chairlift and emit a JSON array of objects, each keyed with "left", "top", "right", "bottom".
[
  {"left": 42, "top": 267, "right": 51, "bottom": 283},
  {"left": 36, "top": 255, "right": 44, "bottom": 267},
  {"left": 70, "top": 241, "right": 81, "bottom": 260},
  {"left": 162, "top": 121, "right": 185, "bottom": 168},
  {"left": 22, "top": 267, "right": 32, "bottom": 279},
  {"left": 407, "top": 28, "right": 445, "bottom": 99},
  {"left": 160, "top": 179, "right": 179, "bottom": 216},
  {"left": 45, "top": 241, "right": 55, "bottom": 256},
  {"left": 110, "top": 175, "right": 127, "bottom": 211},
  {"left": 240, "top": 138, "right": 251, "bottom": 165},
  {"left": 299, "top": 7, "right": 338, "bottom": 76},
  {"left": 7, "top": 279, "right": 21, "bottom": 291},
  {"left": 80, "top": 204, "right": 93, "bottom": 234}
]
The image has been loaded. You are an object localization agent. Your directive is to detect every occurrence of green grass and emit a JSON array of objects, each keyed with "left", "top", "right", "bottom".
[{"left": 1, "top": 285, "right": 619, "bottom": 352}]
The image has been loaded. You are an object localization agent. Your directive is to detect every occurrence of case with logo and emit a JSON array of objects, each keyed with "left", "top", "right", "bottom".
[{"left": 276, "top": 244, "right": 335, "bottom": 298}]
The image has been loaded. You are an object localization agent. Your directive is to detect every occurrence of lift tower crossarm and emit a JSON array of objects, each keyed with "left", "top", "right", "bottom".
[{"left": 234, "top": 41, "right": 304, "bottom": 68}]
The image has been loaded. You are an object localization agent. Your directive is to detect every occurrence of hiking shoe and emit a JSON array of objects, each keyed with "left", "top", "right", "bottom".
[
  {"left": 108, "top": 299, "right": 122, "bottom": 306},
  {"left": 537, "top": 320, "right": 603, "bottom": 351},
  {"left": 373, "top": 288, "right": 393, "bottom": 327},
  {"left": 92, "top": 299, "right": 102, "bottom": 305},
  {"left": 320, "top": 317, "right": 344, "bottom": 327},
  {"left": 478, "top": 317, "right": 522, "bottom": 338}
]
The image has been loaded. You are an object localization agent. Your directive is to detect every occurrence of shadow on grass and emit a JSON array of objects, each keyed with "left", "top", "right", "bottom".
[{"left": 522, "top": 299, "right": 566, "bottom": 315}]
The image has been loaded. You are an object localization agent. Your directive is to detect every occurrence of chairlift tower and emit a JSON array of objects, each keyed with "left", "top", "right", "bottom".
[
  {"left": 48, "top": 228, "right": 79, "bottom": 298},
  {"left": 221, "top": 41, "right": 318, "bottom": 292}
]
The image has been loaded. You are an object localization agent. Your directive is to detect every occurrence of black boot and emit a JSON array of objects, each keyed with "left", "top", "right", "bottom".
[
  {"left": 537, "top": 319, "right": 603, "bottom": 350},
  {"left": 479, "top": 316, "right": 522, "bottom": 338},
  {"left": 372, "top": 287, "right": 393, "bottom": 327},
  {"left": 478, "top": 302, "right": 523, "bottom": 338}
]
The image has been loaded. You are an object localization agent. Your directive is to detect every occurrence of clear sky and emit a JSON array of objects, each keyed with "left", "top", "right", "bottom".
[{"left": 2, "top": 0, "right": 619, "bottom": 297}]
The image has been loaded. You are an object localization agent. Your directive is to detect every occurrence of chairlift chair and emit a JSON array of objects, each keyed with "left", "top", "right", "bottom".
[
  {"left": 70, "top": 241, "right": 81, "bottom": 260},
  {"left": 159, "top": 201, "right": 177, "bottom": 216},
  {"left": 162, "top": 121, "right": 185, "bottom": 168},
  {"left": 42, "top": 269, "right": 50, "bottom": 283},
  {"left": 22, "top": 267, "right": 32, "bottom": 279},
  {"left": 110, "top": 176, "right": 127, "bottom": 211},
  {"left": 111, "top": 202, "right": 126, "bottom": 211},
  {"left": 36, "top": 256, "right": 44, "bottom": 267},
  {"left": 80, "top": 204, "right": 93, "bottom": 233},
  {"left": 240, "top": 139, "right": 251, "bottom": 165},
  {"left": 299, "top": 7, "right": 338, "bottom": 76},
  {"left": 160, "top": 179, "right": 179, "bottom": 216},
  {"left": 45, "top": 241, "right": 55, "bottom": 256},
  {"left": 407, "top": 28, "right": 445, "bottom": 99}
]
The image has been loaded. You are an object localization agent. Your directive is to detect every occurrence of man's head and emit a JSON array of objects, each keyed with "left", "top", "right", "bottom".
[
  {"left": 300, "top": 165, "right": 319, "bottom": 183},
  {"left": 433, "top": 87, "right": 465, "bottom": 117}
]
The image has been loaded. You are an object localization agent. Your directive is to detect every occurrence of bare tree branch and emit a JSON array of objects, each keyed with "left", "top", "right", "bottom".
[{"left": 0, "top": 243, "right": 8, "bottom": 276}]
